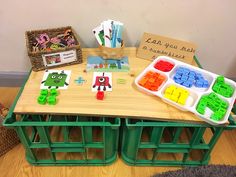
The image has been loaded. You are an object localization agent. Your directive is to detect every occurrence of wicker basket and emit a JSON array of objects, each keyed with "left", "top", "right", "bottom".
[
  {"left": 0, "top": 126, "right": 20, "bottom": 156},
  {"left": 0, "top": 105, "right": 20, "bottom": 156},
  {"left": 26, "top": 26, "right": 82, "bottom": 71}
]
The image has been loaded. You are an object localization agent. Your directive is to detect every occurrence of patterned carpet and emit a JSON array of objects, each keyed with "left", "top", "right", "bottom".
[{"left": 153, "top": 165, "right": 236, "bottom": 177}]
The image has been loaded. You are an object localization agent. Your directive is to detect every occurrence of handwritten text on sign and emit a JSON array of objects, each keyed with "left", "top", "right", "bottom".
[{"left": 137, "top": 33, "right": 197, "bottom": 63}]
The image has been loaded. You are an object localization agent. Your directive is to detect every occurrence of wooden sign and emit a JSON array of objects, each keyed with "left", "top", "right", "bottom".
[{"left": 137, "top": 32, "right": 197, "bottom": 64}]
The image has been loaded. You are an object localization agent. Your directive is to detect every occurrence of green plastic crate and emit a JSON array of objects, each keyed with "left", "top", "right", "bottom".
[
  {"left": 232, "top": 103, "right": 236, "bottom": 114},
  {"left": 4, "top": 115, "right": 120, "bottom": 166},
  {"left": 121, "top": 119, "right": 225, "bottom": 166}
]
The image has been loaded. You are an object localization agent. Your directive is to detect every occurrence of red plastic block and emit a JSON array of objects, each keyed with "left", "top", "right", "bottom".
[
  {"left": 154, "top": 60, "right": 174, "bottom": 72},
  {"left": 96, "top": 91, "right": 104, "bottom": 100}
]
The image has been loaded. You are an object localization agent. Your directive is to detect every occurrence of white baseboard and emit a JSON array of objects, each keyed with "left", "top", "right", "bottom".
[{"left": 0, "top": 71, "right": 28, "bottom": 87}]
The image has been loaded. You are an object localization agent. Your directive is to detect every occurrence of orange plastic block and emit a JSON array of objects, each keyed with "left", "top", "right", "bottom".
[
  {"left": 139, "top": 71, "right": 166, "bottom": 91},
  {"left": 144, "top": 83, "right": 152, "bottom": 89},
  {"left": 149, "top": 78, "right": 155, "bottom": 83},
  {"left": 158, "top": 75, "right": 165, "bottom": 82},
  {"left": 145, "top": 71, "right": 154, "bottom": 78},
  {"left": 138, "top": 78, "right": 148, "bottom": 86}
]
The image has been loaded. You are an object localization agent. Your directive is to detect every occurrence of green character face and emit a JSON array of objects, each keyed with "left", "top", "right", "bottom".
[{"left": 44, "top": 72, "right": 67, "bottom": 87}]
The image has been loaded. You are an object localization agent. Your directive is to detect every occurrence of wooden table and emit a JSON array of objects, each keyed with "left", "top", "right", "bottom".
[{"left": 14, "top": 47, "right": 203, "bottom": 123}]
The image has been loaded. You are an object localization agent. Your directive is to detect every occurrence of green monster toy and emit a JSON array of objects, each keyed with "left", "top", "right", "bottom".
[{"left": 41, "top": 70, "right": 69, "bottom": 89}]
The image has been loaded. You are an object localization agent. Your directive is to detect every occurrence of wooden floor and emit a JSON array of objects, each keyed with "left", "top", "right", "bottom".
[{"left": 0, "top": 87, "right": 236, "bottom": 177}]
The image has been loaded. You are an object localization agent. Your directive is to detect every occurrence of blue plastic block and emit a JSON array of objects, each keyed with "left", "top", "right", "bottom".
[
  {"left": 188, "top": 78, "right": 195, "bottom": 83},
  {"left": 183, "top": 70, "right": 189, "bottom": 75},
  {"left": 175, "top": 70, "right": 181, "bottom": 75},
  {"left": 189, "top": 71, "right": 196, "bottom": 77},
  {"left": 203, "top": 80, "right": 209, "bottom": 88},
  {"left": 176, "top": 68, "right": 183, "bottom": 72},
  {"left": 183, "top": 81, "right": 191, "bottom": 88},
  {"left": 196, "top": 73, "right": 203, "bottom": 79},
  {"left": 187, "top": 81, "right": 193, "bottom": 87},
  {"left": 181, "top": 75, "right": 188, "bottom": 81},
  {"left": 178, "top": 67, "right": 185, "bottom": 72},
  {"left": 174, "top": 79, "right": 184, "bottom": 84},
  {"left": 195, "top": 82, "right": 201, "bottom": 87},
  {"left": 195, "top": 81, "right": 204, "bottom": 87},
  {"left": 188, "top": 74, "right": 195, "bottom": 79},
  {"left": 174, "top": 74, "right": 181, "bottom": 79},
  {"left": 188, "top": 83, "right": 193, "bottom": 87},
  {"left": 176, "top": 68, "right": 184, "bottom": 74},
  {"left": 184, "top": 68, "right": 190, "bottom": 72}
]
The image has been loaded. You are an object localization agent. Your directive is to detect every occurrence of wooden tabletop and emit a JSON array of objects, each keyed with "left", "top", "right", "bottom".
[{"left": 14, "top": 47, "right": 204, "bottom": 123}]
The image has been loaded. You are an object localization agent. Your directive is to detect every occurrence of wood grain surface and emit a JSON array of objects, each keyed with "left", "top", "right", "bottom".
[{"left": 14, "top": 47, "right": 203, "bottom": 123}]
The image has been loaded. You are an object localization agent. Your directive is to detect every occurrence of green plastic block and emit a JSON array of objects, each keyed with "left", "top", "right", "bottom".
[
  {"left": 50, "top": 88, "right": 58, "bottom": 96},
  {"left": 211, "top": 108, "right": 226, "bottom": 121},
  {"left": 212, "top": 84, "right": 220, "bottom": 92},
  {"left": 196, "top": 102, "right": 206, "bottom": 114},
  {"left": 212, "top": 76, "right": 235, "bottom": 98},
  {"left": 221, "top": 102, "right": 228, "bottom": 109},
  {"left": 197, "top": 108, "right": 205, "bottom": 115},
  {"left": 209, "top": 92, "right": 217, "bottom": 99},
  {"left": 196, "top": 92, "right": 229, "bottom": 121},
  {"left": 37, "top": 95, "right": 47, "bottom": 105},
  {"left": 216, "top": 76, "right": 224, "bottom": 83},
  {"left": 40, "top": 89, "right": 48, "bottom": 96},
  {"left": 211, "top": 113, "right": 222, "bottom": 121},
  {"left": 47, "top": 96, "right": 57, "bottom": 105}
]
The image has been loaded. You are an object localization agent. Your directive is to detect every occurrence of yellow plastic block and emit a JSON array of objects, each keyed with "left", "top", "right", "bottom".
[
  {"left": 164, "top": 84, "right": 190, "bottom": 105},
  {"left": 164, "top": 94, "right": 171, "bottom": 99},
  {"left": 165, "top": 88, "right": 173, "bottom": 95},
  {"left": 169, "top": 85, "right": 176, "bottom": 90},
  {"left": 164, "top": 84, "right": 189, "bottom": 104},
  {"left": 178, "top": 97, "right": 187, "bottom": 105},
  {"left": 172, "top": 90, "right": 180, "bottom": 96},
  {"left": 170, "top": 95, "right": 178, "bottom": 102}
]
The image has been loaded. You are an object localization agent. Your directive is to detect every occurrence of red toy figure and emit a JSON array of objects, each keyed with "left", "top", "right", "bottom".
[
  {"left": 96, "top": 91, "right": 104, "bottom": 100},
  {"left": 93, "top": 73, "right": 111, "bottom": 91}
]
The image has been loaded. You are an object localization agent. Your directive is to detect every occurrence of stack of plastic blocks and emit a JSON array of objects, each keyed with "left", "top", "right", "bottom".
[
  {"left": 173, "top": 67, "right": 209, "bottom": 88},
  {"left": 37, "top": 88, "right": 58, "bottom": 105},
  {"left": 196, "top": 92, "right": 228, "bottom": 121},
  {"left": 212, "top": 76, "right": 235, "bottom": 98},
  {"left": 138, "top": 71, "right": 166, "bottom": 91},
  {"left": 164, "top": 85, "right": 189, "bottom": 105},
  {"left": 154, "top": 60, "right": 174, "bottom": 72}
]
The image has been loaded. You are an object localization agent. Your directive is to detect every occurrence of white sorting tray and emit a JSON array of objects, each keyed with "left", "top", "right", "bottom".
[{"left": 135, "top": 56, "right": 236, "bottom": 125}]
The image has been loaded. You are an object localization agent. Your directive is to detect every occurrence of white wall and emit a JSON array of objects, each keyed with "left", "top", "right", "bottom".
[{"left": 0, "top": 0, "right": 236, "bottom": 77}]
